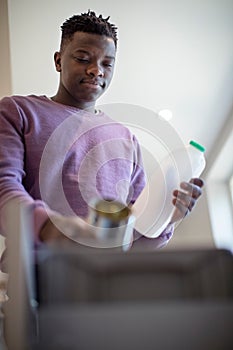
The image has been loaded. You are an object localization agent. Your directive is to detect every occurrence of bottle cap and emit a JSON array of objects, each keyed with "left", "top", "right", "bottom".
[{"left": 189, "top": 140, "right": 205, "bottom": 153}]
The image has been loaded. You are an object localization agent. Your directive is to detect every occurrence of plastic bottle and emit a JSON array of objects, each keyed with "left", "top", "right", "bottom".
[{"left": 132, "top": 140, "right": 206, "bottom": 238}]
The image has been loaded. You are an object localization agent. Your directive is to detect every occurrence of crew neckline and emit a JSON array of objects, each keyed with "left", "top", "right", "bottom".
[{"left": 46, "top": 96, "right": 101, "bottom": 115}]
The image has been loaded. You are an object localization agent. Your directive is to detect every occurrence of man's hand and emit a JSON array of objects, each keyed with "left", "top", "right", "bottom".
[
  {"left": 39, "top": 214, "right": 96, "bottom": 244},
  {"left": 170, "top": 178, "right": 204, "bottom": 224}
]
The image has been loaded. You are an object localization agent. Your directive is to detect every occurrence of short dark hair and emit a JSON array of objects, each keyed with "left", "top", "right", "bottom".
[{"left": 60, "top": 10, "right": 118, "bottom": 51}]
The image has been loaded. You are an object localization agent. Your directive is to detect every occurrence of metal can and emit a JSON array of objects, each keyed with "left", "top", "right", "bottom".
[{"left": 87, "top": 199, "right": 134, "bottom": 250}]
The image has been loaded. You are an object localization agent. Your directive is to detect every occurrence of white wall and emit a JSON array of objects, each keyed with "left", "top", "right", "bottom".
[{"left": 0, "top": 0, "right": 12, "bottom": 98}]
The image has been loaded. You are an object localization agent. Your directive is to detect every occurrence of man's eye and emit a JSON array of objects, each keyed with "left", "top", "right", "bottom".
[
  {"left": 75, "top": 57, "right": 89, "bottom": 63},
  {"left": 104, "top": 62, "right": 113, "bottom": 67}
]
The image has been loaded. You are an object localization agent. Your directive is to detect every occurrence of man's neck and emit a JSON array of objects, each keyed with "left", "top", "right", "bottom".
[{"left": 51, "top": 94, "right": 96, "bottom": 114}]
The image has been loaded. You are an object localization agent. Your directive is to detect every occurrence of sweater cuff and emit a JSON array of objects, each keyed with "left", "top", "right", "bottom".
[{"left": 132, "top": 223, "right": 175, "bottom": 250}]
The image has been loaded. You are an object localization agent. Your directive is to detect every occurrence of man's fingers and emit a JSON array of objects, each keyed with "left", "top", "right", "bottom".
[
  {"left": 172, "top": 199, "right": 189, "bottom": 219},
  {"left": 170, "top": 178, "right": 205, "bottom": 224},
  {"left": 190, "top": 177, "right": 205, "bottom": 188},
  {"left": 179, "top": 181, "right": 203, "bottom": 199},
  {"left": 172, "top": 193, "right": 196, "bottom": 212}
]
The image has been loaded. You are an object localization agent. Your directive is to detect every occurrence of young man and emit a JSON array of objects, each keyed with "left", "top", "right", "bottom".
[{"left": 0, "top": 11, "right": 203, "bottom": 261}]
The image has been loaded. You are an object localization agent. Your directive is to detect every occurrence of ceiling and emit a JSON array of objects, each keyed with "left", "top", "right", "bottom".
[{"left": 7, "top": 0, "right": 233, "bottom": 159}]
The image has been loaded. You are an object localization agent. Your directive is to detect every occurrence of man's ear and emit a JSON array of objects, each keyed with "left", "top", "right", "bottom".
[{"left": 54, "top": 52, "right": 62, "bottom": 72}]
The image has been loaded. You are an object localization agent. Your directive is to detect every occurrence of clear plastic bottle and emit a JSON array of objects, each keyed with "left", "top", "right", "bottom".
[{"left": 132, "top": 140, "right": 206, "bottom": 238}]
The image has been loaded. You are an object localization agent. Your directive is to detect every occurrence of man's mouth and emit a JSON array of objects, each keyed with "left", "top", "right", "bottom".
[{"left": 81, "top": 79, "right": 105, "bottom": 89}]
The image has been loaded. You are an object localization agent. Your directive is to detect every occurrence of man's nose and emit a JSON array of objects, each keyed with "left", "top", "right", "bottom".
[{"left": 86, "top": 63, "right": 104, "bottom": 77}]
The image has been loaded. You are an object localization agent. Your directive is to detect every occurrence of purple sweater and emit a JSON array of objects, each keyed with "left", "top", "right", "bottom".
[{"left": 0, "top": 95, "right": 173, "bottom": 248}]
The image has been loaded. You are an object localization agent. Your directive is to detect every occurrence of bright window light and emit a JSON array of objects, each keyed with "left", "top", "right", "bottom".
[
  {"left": 230, "top": 174, "right": 233, "bottom": 209},
  {"left": 206, "top": 123, "right": 233, "bottom": 252}
]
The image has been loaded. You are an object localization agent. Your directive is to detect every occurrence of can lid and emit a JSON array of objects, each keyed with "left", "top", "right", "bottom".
[
  {"left": 94, "top": 199, "right": 131, "bottom": 221},
  {"left": 189, "top": 140, "right": 205, "bottom": 153}
]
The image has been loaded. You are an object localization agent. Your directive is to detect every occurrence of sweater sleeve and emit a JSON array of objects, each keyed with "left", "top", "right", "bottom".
[
  {"left": 0, "top": 97, "right": 50, "bottom": 242},
  {"left": 132, "top": 224, "right": 174, "bottom": 250}
]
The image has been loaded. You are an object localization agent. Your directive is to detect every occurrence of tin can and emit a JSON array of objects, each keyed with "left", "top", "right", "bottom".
[{"left": 87, "top": 199, "right": 134, "bottom": 250}]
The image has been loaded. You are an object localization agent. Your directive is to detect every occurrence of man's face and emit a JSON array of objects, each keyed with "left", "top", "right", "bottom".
[{"left": 54, "top": 31, "right": 116, "bottom": 110}]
